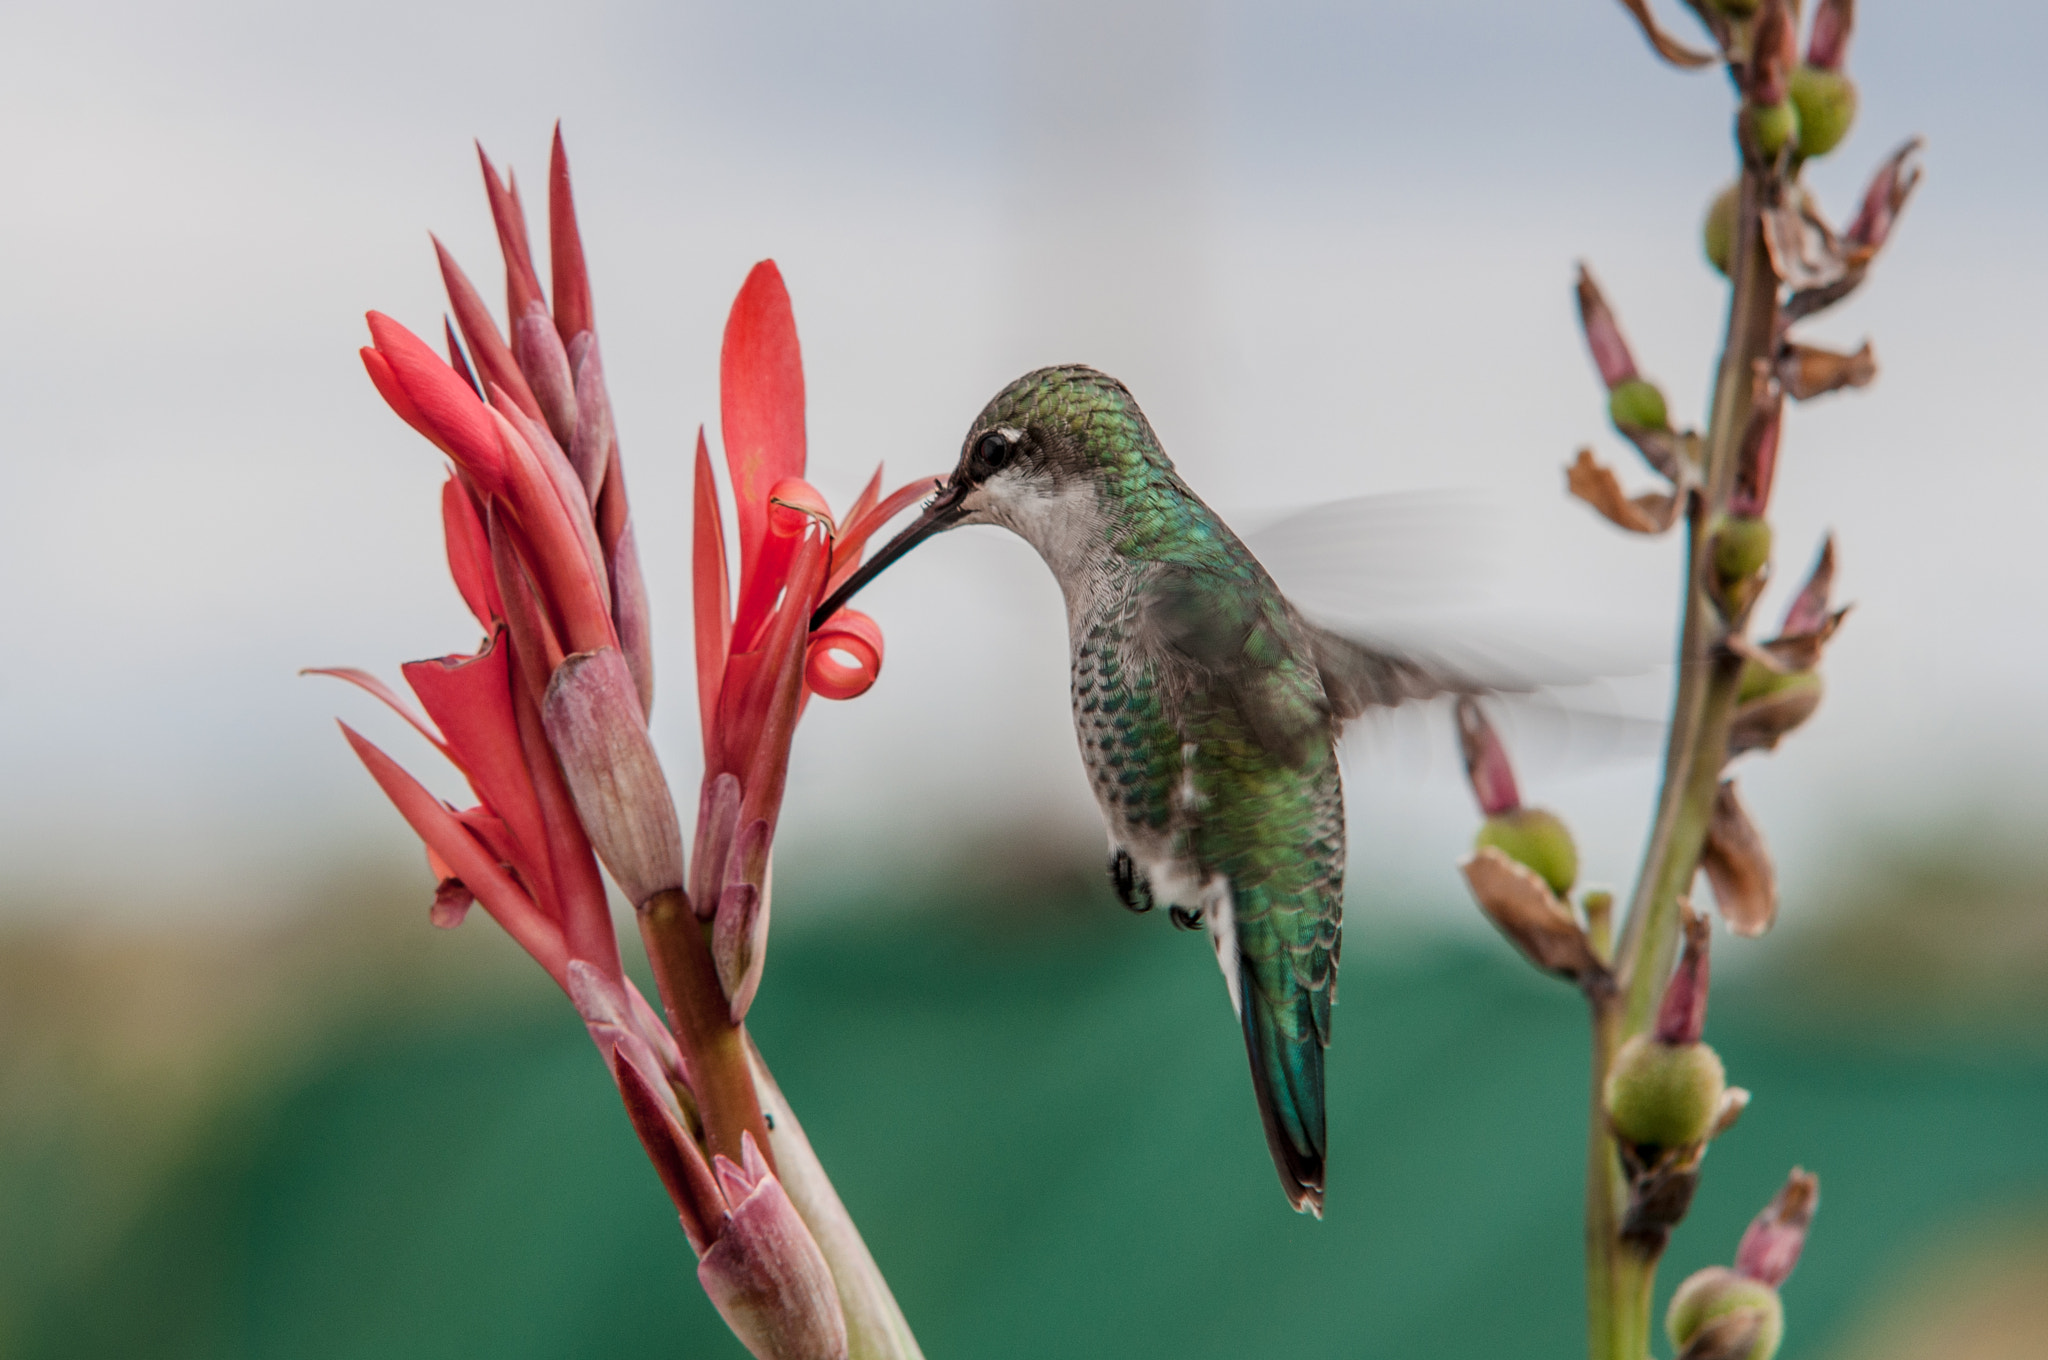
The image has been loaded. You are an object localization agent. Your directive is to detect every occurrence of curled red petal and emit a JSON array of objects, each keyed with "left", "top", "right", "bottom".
[
  {"left": 339, "top": 723, "right": 568, "bottom": 983},
  {"left": 805, "top": 609, "right": 883, "bottom": 701}
]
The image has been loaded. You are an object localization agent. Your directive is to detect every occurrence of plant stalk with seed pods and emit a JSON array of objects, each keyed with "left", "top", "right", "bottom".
[
  {"left": 1461, "top": 1, "right": 1913, "bottom": 1355},
  {"left": 316, "top": 132, "right": 929, "bottom": 1360}
]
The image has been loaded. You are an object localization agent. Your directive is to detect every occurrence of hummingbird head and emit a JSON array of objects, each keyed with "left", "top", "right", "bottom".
[{"left": 812, "top": 365, "right": 1160, "bottom": 626}]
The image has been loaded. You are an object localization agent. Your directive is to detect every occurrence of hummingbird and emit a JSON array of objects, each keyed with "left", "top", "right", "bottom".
[{"left": 813, "top": 364, "right": 1466, "bottom": 1215}]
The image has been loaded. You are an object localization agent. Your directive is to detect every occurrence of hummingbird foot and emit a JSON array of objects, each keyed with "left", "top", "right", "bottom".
[
  {"left": 1108, "top": 848, "right": 1155, "bottom": 913},
  {"left": 1169, "top": 905, "right": 1204, "bottom": 932}
]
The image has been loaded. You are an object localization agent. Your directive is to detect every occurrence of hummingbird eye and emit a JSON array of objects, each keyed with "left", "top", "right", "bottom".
[{"left": 972, "top": 431, "right": 1013, "bottom": 478}]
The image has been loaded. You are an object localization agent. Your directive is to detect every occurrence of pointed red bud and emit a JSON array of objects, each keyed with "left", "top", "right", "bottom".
[
  {"left": 1805, "top": 0, "right": 1853, "bottom": 71},
  {"left": 1576, "top": 264, "right": 1640, "bottom": 390},
  {"left": 1655, "top": 906, "right": 1712, "bottom": 1045},
  {"left": 548, "top": 125, "right": 595, "bottom": 346},
  {"left": 477, "top": 144, "right": 546, "bottom": 326},
  {"left": 713, "top": 819, "right": 772, "bottom": 1022},
  {"left": 433, "top": 237, "right": 544, "bottom": 424},
  {"left": 1748, "top": 0, "right": 1798, "bottom": 106},
  {"left": 541, "top": 648, "right": 684, "bottom": 908},
  {"left": 1845, "top": 140, "right": 1923, "bottom": 254},
  {"left": 1735, "top": 1168, "right": 1819, "bottom": 1287},
  {"left": 1456, "top": 697, "right": 1521, "bottom": 816},
  {"left": 697, "top": 1133, "right": 850, "bottom": 1360}
]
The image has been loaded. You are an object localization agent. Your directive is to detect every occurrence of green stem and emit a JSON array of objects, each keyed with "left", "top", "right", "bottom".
[
  {"left": 637, "top": 886, "right": 775, "bottom": 1169},
  {"left": 1585, "top": 159, "right": 1782, "bottom": 1359}
]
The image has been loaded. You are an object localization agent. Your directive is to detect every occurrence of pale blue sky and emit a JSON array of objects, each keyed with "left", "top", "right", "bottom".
[{"left": 1, "top": 1, "right": 2041, "bottom": 925}]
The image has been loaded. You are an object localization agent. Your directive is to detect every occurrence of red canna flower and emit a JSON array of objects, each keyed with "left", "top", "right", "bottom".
[
  {"left": 314, "top": 131, "right": 929, "bottom": 1360},
  {"left": 687, "top": 259, "right": 932, "bottom": 1021}
]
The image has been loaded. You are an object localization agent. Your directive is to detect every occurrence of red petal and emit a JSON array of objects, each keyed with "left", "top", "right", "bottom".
[
  {"left": 719, "top": 261, "right": 807, "bottom": 594},
  {"left": 548, "top": 125, "right": 594, "bottom": 345},
  {"left": 340, "top": 723, "right": 568, "bottom": 982},
  {"left": 828, "top": 476, "right": 939, "bottom": 595},
  {"left": 433, "top": 237, "right": 544, "bottom": 423},
  {"left": 360, "top": 347, "right": 436, "bottom": 450},
  {"left": 302, "top": 666, "right": 449, "bottom": 757},
  {"left": 403, "top": 630, "right": 554, "bottom": 904},
  {"left": 733, "top": 530, "right": 829, "bottom": 834},
  {"left": 488, "top": 404, "right": 616, "bottom": 657},
  {"left": 805, "top": 609, "right": 883, "bottom": 700},
  {"left": 442, "top": 476, "right": 503, "bottom": 629},
  {"left": 694, "top": 429, "right": 734, "bottom": 762},
  {"left": 366, "top": 311, "right": 508, "bottom": 493}
]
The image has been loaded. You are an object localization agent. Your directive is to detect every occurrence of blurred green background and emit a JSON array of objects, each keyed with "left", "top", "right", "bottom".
[{"left": 4, "top": 838, "right": 2043, "bottom": 1360}]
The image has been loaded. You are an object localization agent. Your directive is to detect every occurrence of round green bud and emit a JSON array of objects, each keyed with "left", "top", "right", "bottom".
[
  {"left": 1605, "top": 1033, "right": 1727, "bottom": 1148},
  {"left": 1703, "top": 182, "right": 1740, "bottom": 277},
  {"left": 1714, "top": 517, "right": 1773, "bottom": 586},
  {"left": 1608, "top": 378, "right": 1669, "bottom": 432},
  {"left": 1737, "top": 662, "right": 1822, "bottom": 706},
  {"left": 1788, "top": 66, "right": 1857, "bottom": 158},
  {"left": 1668, "top": 1267, "right": 1785, "bottom": 1360},
  {"left": 1748, "top": 99, "right": 1801, "bottom": 160},
  {"left": 1474, "top": 807, "right": 1579, "bottom": 898}
]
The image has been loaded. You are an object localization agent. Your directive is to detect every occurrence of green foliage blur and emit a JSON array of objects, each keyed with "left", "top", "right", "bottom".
[{"left": 2, "top": 841, "right": 2045, "bottom": 1360}]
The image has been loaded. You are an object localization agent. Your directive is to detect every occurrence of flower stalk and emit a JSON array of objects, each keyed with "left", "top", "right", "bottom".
[
  {"left": 317, "top": 131, "right": 929, "bottom": 1360},
  {"left": 1463, "top": 3, "right": 1915, "bottom": 1354}
]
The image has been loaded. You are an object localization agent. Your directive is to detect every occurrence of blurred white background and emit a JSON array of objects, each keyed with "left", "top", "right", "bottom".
[{"left": 1, "top": 0, "right": 2041, "bottom": 927}]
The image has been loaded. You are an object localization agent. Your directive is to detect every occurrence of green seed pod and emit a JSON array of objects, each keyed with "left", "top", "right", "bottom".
[
  {"left": 1668, "top": 1267, "right": 1785, "bottom": 1360},
  {"left": 1788, "top": 66, "right": 1857, "bottom": 158},
  {"left": 1605, "top": 1033, "right": 1727, "bottom": 1148},
  {"left": 1748, "top": 99, "right": 1801, "bottom": 160},
  {"left": 1608, "top": 378, "right": 1669, "bottom": 432},
  {"left": 1714, "top": 516, "right": 1773, "bottom": 587},
  {"left": 1703, "top": 183, "right": 1740, "bottom": 277},
  {"left": 1474, "top": 807, "right": 1579, "bottom": 898}
]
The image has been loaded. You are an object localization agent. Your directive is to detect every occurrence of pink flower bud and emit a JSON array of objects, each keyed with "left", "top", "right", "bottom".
[
  {"left": 541, "top": 647, "right": 685, "bottom": 907},
  {"left": 1576, "top": 264, "right": 1640, "bottom": 390},
  {"left": 1455, "top": 698, "right": 1521, "bottom": 816},
  {"left": 698, "top": 1135, "right": 850, "bottom": 1360},
  {"left": 1805, "top": 0, "right": 1854, "bottom": 71},
  {"left": 1655, "top": 907, "right": 1712, "bottom": 1046},
  {"left": 1748, "top": 0, "right": 1798, "bottom": 106},
  {"left": 1735, "top": 1168, "right": 1820, "bottom": 1287}
]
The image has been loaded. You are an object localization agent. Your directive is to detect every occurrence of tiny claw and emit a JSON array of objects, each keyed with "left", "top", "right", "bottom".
[
  {"left": 1169, "top": 905, "right": 1204, "bottom": 932},
  {"left": 1109, "top": 848, "right": 1154, "bottom": 912}
]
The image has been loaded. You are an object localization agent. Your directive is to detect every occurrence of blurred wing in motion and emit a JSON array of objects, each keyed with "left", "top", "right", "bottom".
[{"left": 1242, "top": 490, "right": 1672, "bottom": 764}]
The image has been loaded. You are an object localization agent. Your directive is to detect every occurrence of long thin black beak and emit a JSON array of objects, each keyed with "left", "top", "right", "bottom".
[{"left": 810, "top": 481, "right": 967, "bottom": 629}]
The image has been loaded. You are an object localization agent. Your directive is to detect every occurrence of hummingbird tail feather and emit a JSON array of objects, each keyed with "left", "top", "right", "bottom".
[{"left": 1238, "top": 957, "right": 1327, "bottom": 1217}]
